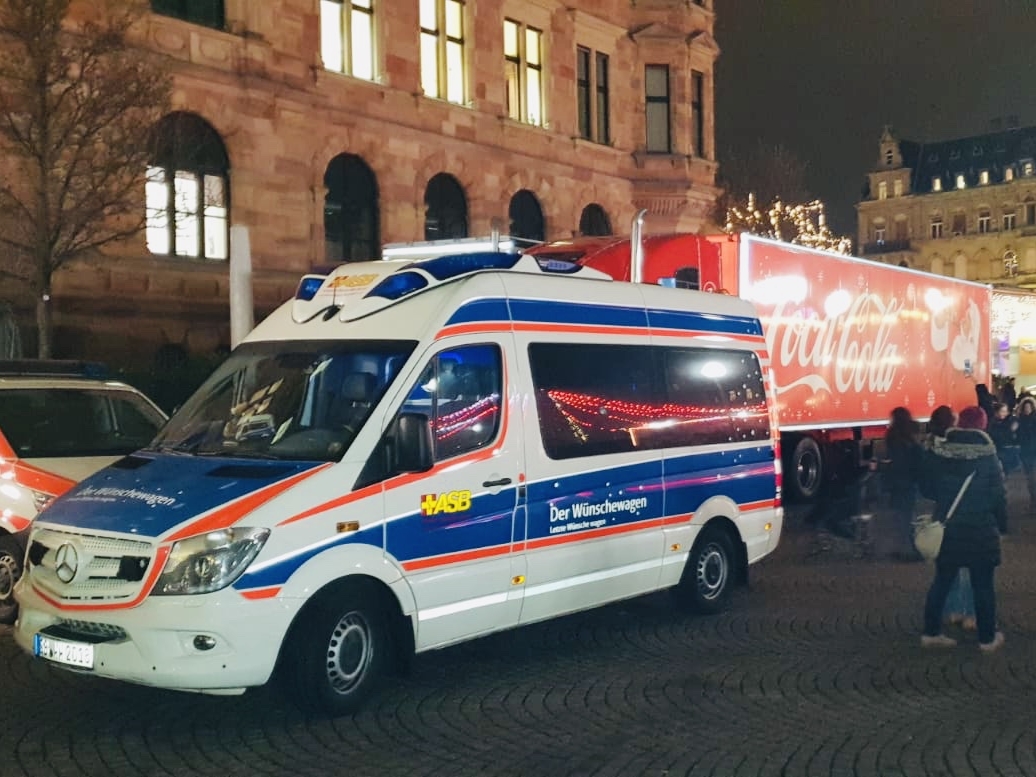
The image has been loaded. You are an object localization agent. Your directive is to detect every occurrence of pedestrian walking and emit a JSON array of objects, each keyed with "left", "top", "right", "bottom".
[
  {"left": 988, "top": 402, "right": 1020, "bottom": 477},
  {"left": 925, "top": 405, "right": 975, "bottom": 632},
  {"left": 884, "top": 406, "right": 924, "bottom": 561},
  {"left": 919, "top": 405, "right": 1007, "bottom": 652},
  {"left": 1015, "top": 396, "right": 1036, "bottom": 512}
]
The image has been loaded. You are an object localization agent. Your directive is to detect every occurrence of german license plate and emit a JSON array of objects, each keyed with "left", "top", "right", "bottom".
[{"left": 34, "top": 634, "right": 94, "bottom": 669}]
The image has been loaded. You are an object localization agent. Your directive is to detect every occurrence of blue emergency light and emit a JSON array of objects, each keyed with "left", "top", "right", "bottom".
[{"left": 295, "top": 275, "right": 325, "bottom": 301}]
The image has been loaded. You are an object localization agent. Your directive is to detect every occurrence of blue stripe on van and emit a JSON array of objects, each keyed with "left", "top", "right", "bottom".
[
  {"left": 645, "top": 308, "right": 764, "bottom": 337},
  {"left": 234, "top": 448, "right": 776, "bottom": 590},
  {"left": 444, "top": 298, "right": 763, "bottom": 337},
  {"left": 507, "top": 299, "right": 649, "bottom": 328},
  {"left": 443, "top": 298, "right": 512, "bottom": 326}
]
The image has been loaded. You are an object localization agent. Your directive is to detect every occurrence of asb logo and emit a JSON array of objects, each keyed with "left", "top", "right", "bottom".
[{"left": 421, "top": 490, "right": 472, "bottom": 516}]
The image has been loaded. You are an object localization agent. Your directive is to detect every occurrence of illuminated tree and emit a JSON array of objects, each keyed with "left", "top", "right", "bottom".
[
  {"left": 724, "top": 194, "right": 853, "bottom": 255},
  {"left": 0, "top": 0, "right": 172, "bottom": 357},
  {"left": 717, "top": 140, "right": 853, "bottom": 254}
]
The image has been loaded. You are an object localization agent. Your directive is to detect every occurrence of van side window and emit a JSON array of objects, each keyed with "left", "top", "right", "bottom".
[
  {"left": 401, "top": 344, "right": 503, "bottom": 461},
  {"left": 528, "top": 343, "right": 769, "bottom": 459}
]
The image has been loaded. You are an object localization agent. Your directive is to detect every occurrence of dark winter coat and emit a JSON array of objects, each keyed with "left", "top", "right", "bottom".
[
  {"left": 920, "top": 428, "right": 1006, "bottom": 567},
  {"left": 884, "top": 435, "right": 923, "bottom": 503},
  {"left": 1016, "top": 402, "right": 1036, "bottom": 463}
]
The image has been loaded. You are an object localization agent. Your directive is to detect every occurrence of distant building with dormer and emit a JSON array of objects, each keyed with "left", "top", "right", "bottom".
[{"left": 857, "top": 121, "right": 1036, "bottom": 289}]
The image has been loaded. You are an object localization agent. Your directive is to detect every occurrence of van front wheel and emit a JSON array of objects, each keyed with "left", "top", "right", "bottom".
[
  {"left": 675, "top": 527, "right": 734, "bottom": 615},
  {"left": 285, "top": 581, "right": 389, "bottom": 716}
]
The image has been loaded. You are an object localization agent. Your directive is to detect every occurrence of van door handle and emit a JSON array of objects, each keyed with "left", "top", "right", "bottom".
[{"left": 482, "top": 477, "right": 512, "bottom": 488}]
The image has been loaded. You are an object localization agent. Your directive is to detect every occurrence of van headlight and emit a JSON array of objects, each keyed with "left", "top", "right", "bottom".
[{"left": 153, "top": 528, "right": 270, "bottom": 595}]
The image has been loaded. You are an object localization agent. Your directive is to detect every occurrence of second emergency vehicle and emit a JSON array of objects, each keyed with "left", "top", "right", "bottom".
[{"left": 15, "top": 252, "right": 782, "bottom": 715}]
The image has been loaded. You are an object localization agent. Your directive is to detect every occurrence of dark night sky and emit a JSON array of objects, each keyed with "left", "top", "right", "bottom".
[{"left": 715, "top": 0, "right": 1036, "bottom": 238}]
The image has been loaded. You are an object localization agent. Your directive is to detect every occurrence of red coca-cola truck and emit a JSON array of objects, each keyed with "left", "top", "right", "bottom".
[{"left": 526, "top": 231, "right": 991, "bottom": 501}]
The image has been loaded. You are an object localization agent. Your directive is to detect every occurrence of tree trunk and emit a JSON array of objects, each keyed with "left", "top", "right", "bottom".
[{"left": 35, "top": 293, "right": 51, "bottom": 359}]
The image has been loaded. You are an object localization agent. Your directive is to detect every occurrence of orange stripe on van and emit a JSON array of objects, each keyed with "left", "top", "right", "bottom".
[
  {"left": 12, "top": 461, "right": 76, "bottom": 498},
  {"left": 240, "top": 586, "right": 281, "bottom": 600},
  {"left": 166, "top": 464, "right": 332, "bottom": 542},
  {"left": 401, "top": 541, "right": 512, "bottom": 571}
]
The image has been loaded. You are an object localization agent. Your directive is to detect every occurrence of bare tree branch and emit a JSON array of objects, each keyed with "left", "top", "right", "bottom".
[{"left": 0, "top": 0, "right": 172, "bottom": 356}]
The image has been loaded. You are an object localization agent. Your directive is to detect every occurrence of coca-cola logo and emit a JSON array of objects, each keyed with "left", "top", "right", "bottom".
[{"left": 765, "top": 292, "right": 901, "bottom": 395}]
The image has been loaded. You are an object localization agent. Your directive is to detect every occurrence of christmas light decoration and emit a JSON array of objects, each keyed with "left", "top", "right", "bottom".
[
  {"left": 991, "top": 290, "right": 1036, "bottom": 340},
  {"left": 724, "top": 193, "right": 853, "bottom": 255}
]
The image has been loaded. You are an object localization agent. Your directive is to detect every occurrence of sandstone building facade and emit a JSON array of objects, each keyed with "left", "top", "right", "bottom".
[
  {"left": 857, "top": 123, "right": 1036, "bottom": 289},
  {"left": 24, "top": 0, "right": 721, "bottom": 366}
]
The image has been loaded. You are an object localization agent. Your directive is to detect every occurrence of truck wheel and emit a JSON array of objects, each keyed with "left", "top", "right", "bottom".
[
  {"left": 284, "top": 580, "right": 389, "bottom": 716},
  {"left": 675, "top": 526, "right": 734, "bottom": 615},
  {"left": 788, "top": 437, "right": 823, "bottom": 501},
  {"left": 0, "top": 533, "right": 25, "bottom": 625}
]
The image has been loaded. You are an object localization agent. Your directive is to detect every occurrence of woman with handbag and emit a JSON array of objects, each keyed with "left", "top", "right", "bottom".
[
  {"left": 924, "top": 406, "right": 975, "bottom": 631},
  {"left": 920, "top": 405, "right": 1007, "bottom": 652}
]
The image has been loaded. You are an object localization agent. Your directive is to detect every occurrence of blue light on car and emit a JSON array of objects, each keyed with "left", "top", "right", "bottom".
[
  {"left": 364, "top": 271, "right": 429, "bottom": 301},
  {"left": 295, "top": 275, "right": 325, "bottom": 301},
  {"left": 412, "top": 252, "right": 522, "bottom": 281},
  {"left": 535, "top": 258, "right": 581, "bottom": 274}
]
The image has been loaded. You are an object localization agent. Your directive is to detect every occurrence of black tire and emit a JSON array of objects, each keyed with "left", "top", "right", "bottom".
[
  {"left": 788, "top": 436, "right": 823, "bottom": 502},
  {"left": 675, "top": 526, "right": 734, "bottom": 615},
  {"left": 0, "top": 532, "right": 26, "bottom": 625},
  {"left": 284, "top": 580, "right": 389, "bottom": 716}
]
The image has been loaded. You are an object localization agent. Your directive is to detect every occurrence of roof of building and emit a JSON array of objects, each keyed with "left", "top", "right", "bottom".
[{"left": 905, "top": 125, "right": 1036, "bottom": 193}]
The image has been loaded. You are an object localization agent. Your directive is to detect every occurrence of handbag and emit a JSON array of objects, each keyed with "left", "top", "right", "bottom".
[{"left": 913, "top": 471, "right": 975, "bottom": 561}]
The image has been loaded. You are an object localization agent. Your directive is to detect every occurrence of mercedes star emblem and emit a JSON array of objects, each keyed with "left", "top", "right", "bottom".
[{"left": 54, "top": 543, "right": 79, "bottom": 584}]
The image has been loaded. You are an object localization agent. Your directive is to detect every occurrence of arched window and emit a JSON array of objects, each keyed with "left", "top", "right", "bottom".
[
  {"left": 324, "top": 154, "right": 380, "bottom": 262},
  {"left": 424, "top": 173, "right": 469, "bottom": 240},
  {"left": 578, "top": 204, "right": 612, "bottom": 236},
  {"left": 930, "top": 256, "right": 945, "bottom": 275},
  {"left": 146, "top": 112, "right": 230, "bottom": 260},
  {"left": 509, "top": 189, "right": 545, "bottom": 245}
]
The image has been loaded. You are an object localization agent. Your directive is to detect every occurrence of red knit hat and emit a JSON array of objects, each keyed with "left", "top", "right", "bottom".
[{"left": 957, "top": 405, "right": 987, "bottom": 430}]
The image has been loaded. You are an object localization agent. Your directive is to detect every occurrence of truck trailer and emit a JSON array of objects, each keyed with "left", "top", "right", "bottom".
[{"left": 527, "top": 232, "right": 991, "bottom": 500}]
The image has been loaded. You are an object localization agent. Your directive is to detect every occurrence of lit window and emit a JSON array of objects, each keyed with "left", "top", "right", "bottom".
[
  {"left": 932, "top": 177, "right": 942, "bottom": 192},
  {"left": 878, "top": 181, "right": 887, "bottom": 200},
  {"left": 504, "top": 19, "right": 544, "bottom": 126},
  {"left": 956, "top": 174, "right": 966, "bottom": 190},
  {"left": 874, "top": 225, "right": 886, "bottom": 243},
  {"left": 645, "top": 65, "right": 671, "bottom": 153},
  {"left": 930, "top": 218, "right": 943, "bottom": 239},
  {"left": 1006, "top": 167, "right": 1015, "bottom": 182},
  {"left": 146, "top": 113, "right": 229, "bottom": 261},
  {"left": 577, "top": 47, "right": 610, "bottom": 144},
  {"left": 420, "top": 0, "right": 465, "bottom": 104},
  {"left": 978, "top": 210, "right": 991, "bottom": 233},
  {"left": 320, "top": 0, "right": 375, "bottom": 80},
  {"left": 893, "top": 179, "right": 903, "bottom": 197},
  {"left": 1025, "top": 161, "right": 1035, "bottom": 176},
  {"left": 979, "top": 169, "right": 990, "bottom": 185},
  {"left": 1004, "top": 211, "right": 1016, "bottom": 231}
]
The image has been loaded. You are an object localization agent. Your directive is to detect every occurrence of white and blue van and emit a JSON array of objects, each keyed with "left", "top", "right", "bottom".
[{"left": 14, "top": 252, "right": 782, "bottom": 715}]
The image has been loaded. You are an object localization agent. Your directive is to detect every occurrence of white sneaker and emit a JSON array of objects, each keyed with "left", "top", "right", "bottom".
[
  {"left": 921, "top": 634, "right": 957, "bottom": 648},
  {"left": 979, "top": 632, "right": 1005, "bottom": 653}
]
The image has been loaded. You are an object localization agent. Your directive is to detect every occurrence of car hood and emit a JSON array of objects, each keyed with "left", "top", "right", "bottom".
[{"left": 21, "top": 455, "right": 123, "bottom": 485}]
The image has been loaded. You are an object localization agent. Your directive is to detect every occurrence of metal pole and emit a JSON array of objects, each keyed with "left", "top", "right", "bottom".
[
  {"left": 229, "top": 225, "right": 255, "bottom": 349},
  {"left": 631, "top": 209, "right": 648, "bottom": 283}
]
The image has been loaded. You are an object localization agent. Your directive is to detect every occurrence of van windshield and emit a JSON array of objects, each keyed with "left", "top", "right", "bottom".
[{"left": 149, "top": 340, "right": 416, "bottom": 462}]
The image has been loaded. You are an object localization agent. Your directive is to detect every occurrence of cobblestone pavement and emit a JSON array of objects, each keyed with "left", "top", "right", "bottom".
[{"left": 2, "top": 479, "right": 1035, "bottom": 777}]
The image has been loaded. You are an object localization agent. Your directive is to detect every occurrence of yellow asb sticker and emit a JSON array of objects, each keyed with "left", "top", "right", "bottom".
[
  {"left": 327, "top": 273, "right": 378, "bottom": 290},
  {"left": 421, "top": 490, "right": 472, "bottom": 516}
]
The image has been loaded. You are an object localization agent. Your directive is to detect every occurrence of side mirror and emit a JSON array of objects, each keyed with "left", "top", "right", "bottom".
[{"left": 389, "top": 412, "right": 434, "bottom": 474}]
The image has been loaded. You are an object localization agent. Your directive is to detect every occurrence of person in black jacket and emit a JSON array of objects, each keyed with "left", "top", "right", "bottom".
[
  {"left": 884, "top": 406, "right": 924, "bottom": 561},
  {"left": 919, "top": 405, "right": 1007, "bottom": 652},
  {"left": 1015, "top": 396, "right": 1036, "bottom": 510}
]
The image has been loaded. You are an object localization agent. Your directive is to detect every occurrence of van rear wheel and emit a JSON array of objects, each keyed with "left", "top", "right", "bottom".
[
  {"left": 675, "top": 526, "right": 733, "bottom": 615},
  {"left": 284, "top": 580, "right": 388, "bottom": 716}
]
